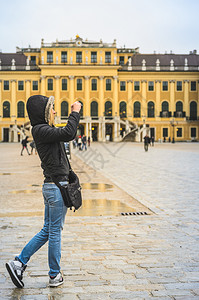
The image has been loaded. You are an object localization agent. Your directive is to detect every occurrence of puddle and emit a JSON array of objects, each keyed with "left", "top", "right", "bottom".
[
  {"left": 67, "top": 198, "right": 137, "bottom": 216},
  {"left": 10, "top": 190, "right": 37, "bottom": 194},
  {"left": 81, "top": 183, "right": 114, "bottom": 191},
  {"left": 0, "top": 173, "right": 15, "bottom": 175},
  {"left": 0, "top": 199, "right": 139, "bottom": 217}
]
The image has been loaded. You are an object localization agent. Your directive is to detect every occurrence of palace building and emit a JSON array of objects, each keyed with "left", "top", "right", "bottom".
[{"left": 0, "top": 35, "right": 199, "bottom": 142}]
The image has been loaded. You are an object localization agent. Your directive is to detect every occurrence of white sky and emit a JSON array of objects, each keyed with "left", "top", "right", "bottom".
[{"left": 1, "top": 0, "right": 199, "bottom": 54}]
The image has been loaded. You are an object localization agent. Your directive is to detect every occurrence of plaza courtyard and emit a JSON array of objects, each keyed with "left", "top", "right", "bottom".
[{"left": 0, "top": 142, "right": 199, "bottom": 300}]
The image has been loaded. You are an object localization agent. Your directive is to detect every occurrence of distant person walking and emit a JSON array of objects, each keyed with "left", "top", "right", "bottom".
[
  {"left": 151, "top": 136, "right": 155, "bottom": 146},
  {"left": 21, "top": 137, "right": 30, "bottom": 156},
  {"left": 78, "top": 136, "right": 82, "bottom": 150},
  {"left": 81, "top": 135, "right": 87, "bottom": 151},
  {"left": 144, "top": 134, "right": 150, "bottom": 152},
  {"left": 30, "top": 140, "right": 37, "bottom": 155},
  {"left": 6, "top": 95, "right": 81, "bottom": 289},
  {"left": 88, "top": 136, "right": 90, "bottom": 147}
]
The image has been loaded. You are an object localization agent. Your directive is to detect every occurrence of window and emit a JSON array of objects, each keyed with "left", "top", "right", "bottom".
[
  {"left": 3, "top": 101, "right": 10, "bottom": 118},
  {"left": 106, "top": 79, "right": 111, "bottom": 91},
  {"left": 120, "top": 81, "right": 126, "bottom": 91},
  {"left": 91, "top": 79, "right": 97, "bottom": 91},
  {"left": 177, "top": 128, "right": 182, "bottom": 137},
  {"left": 76, "top": 51, "right": 82, "bottom": 63},
  {"left": 191, "top": 128, "right": 196, "bottom": 138},
  {"left": 119, "top": 101, "right": 126, "bottom": 118},
  {"left": 61, "top": 51, "right": 67, "bottom": 63},
  {"left": 134, "top": 101, "right": 141, "bottom": 117},
  {"left": 30, "top": 56, "right": 36, "bottom": 65},
  {"left": 18, "top": 81, "right": 24, "bottom": 91},
  {"left": 47, "top": 51, "right": 53, "bottom": 63},
  {"left": 105, "top": 52, "right": 111, "bottom": 63},
  {"left": 162, "top": 81, "right": 168, "bottom": 91},
  {"left": 148, "top": 81, "right": 154, "bottom": 91},
  {"left": 17, "top": 101, "right": 24, "bottom": 118},
  {"left": 177, "top": 81, "right": 182, "bottom": 91},
  {"left": 162, "top": 101, "right": 169, "bottom": 112},
  {"left": 190, "top": 101, "right": 197, "bottom": 120},
  {"left": 176, "top": 101, "right": 183, "bottom": 112},
  {"left": 79, "top": 101, "right": 83, "bottom": 118},
  {"left": 134, "top": 81, "right": 140, "bottom": 91},
  {"left": 4, "top": 80, "right": 9, "bottom": 90},
  {"left": 119, "top": 56, "right": 124, "bottom": 65},
  {"left": 105, "top": 101, "right": 112, "bottom": 118},
  {"left": 91, "top": 101, "right": 98, "bottom": 118},
  {"left": 175, "top": 101, "right": 183, "bottom": 117},
  {"left": 48, "top": 79, "right": 53, "bottom": 90},
  {"left": 163, "top": 128, "right": 168, "bottom": 137},
  {"left": 77, "top": 79, "right": 82, "bottom": 90},
  {"left": 62, "top": 79, "right": 67, "bottom": 90},
  {"left": 191, "top": 81, "right": 196, "bottom": 91},
  {"left": 91, "top": 52, "right": 97, "bottom": 63},
  {"left": 61, "top": 101, "right": 68, "bottom": 118},
  {"left": 148, "top": 101, "right": 155, "bottom": 117},
  {"left": 32, "top": 81, "right": 38, "bottom": 91}
]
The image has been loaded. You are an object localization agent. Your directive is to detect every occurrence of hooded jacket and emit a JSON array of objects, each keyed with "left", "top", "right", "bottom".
[{"left": 27, "top": 95, "right": 80, "bottom": 182}]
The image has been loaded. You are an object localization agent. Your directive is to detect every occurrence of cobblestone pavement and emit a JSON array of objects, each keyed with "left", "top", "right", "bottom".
[{"left": 1, "top": 143, "right": 199, "bottom": 299}]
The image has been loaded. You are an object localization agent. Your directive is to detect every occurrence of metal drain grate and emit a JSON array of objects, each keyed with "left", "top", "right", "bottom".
[{"left": 121, "top": 212, "right": 148, "bottom": 216}]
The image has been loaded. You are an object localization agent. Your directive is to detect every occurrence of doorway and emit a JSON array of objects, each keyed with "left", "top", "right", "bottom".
[
  {"left": 92, "top": 125, "right": 98, "bottom": 141},
  {"left": 150, "top": 127, "right": 155, "bottom": 139},
  {"left": 105, "top": 124, "right": 113, "bottom": 141},
  {"left": 3, "top": 128, "right": 9, "bottom": 142}
]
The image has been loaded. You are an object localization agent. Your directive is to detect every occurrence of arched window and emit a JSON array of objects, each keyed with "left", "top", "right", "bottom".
[
  {"left": 48, "top": 79, "right": 53, "bottom": 90},
  {"left": 119, "top": 101, "right": 127, "bottom": 118},
  {"left": 176, "top": 101, "right": 183, "bottom": 112},
  {"left": 105, "top": 101, "right": 112, "bottom": 118},
  {"left": 134, "top": 101, "right": 141, "bottom": 118},
  {"left": 162, "top": 101, "right": 169, "bottom": 112},
  {"left": 61, "top": 101, "right": 68, "bottom": 119},
  {"left": 17, "top": 101, "right": 24, "bottom": 118},
  {"left": 91, "top": 101, "right": 98, "bottom": 118},
  {"left": 176, "top": 101, "right": 183, "bottom": 117},
  {"left": 190, "top": 101, "right": 197, "bottom": 120},
  {"left": 79, "top": 101, "right": 83, "bottom": 118},
  {"left": 3, "top": 101, "right": 10, "bottom": 118},
  {"left": 148, "top": 101, "right": 155, "bottom": 118}
]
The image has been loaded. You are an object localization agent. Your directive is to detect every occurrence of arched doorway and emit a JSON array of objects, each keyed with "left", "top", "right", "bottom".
[{"left": 105, "top": 124, "right": 113, "bottom": 141}]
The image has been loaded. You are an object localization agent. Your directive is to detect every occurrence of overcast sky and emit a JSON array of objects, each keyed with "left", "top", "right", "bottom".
[{"left": 1, "top": 0, "right": 199, "bottom": 54}]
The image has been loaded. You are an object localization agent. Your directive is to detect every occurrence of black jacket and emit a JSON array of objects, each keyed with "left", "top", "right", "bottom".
[{"left": 27, "top": 95, "right": 80, "bottom": 182}]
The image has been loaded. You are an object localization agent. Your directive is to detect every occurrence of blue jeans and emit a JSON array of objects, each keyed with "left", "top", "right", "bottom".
[{"left": 17, "top": 182, "right": 68, "bottom": 277}]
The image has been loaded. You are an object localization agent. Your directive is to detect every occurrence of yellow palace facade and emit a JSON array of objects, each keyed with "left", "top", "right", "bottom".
[{"left": 0, "top": 36, "right": 199, "bottom": 142}]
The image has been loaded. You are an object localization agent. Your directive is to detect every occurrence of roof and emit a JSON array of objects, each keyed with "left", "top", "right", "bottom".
[
  {"left": 0, "top": 53, "right": 27, "bottom": 66},
  {"left": 121, "top": 53, "right": 199, "bottom": 72},
  {"left": 129, "top": 53, "right": 199, "bottom": 66},
  {"left": 0, "top": 53, "right": 39, "bottom": 71}
]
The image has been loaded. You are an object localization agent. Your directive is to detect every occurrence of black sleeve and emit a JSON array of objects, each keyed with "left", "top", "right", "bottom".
[{"left": 34, "top": 111, "right": 80, "bottom": 143}]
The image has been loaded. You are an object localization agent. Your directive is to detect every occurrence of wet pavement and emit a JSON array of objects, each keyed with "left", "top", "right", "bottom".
[{"left": 0, "top": 142, "right": 199, "bottom": 299}]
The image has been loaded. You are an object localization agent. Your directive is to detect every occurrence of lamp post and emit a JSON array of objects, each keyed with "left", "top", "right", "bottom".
[{"left": 170, "top": 118, "right": 178, "bottom": 143}]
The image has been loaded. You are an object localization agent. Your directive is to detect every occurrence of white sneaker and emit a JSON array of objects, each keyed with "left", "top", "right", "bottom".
[
  {"left": 49, "top": 272, "right": 64, "bottom": 287},
  {"left": 6, "top": 259, "right": 26, "bottom": 288}
]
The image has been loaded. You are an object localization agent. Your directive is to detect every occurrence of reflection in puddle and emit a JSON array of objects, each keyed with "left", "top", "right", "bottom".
[
  {"left": 11, "top": 190, "right": 37, "bottom": 194},
  {"left": 67, "top": 198, "right": 136, "bottom": 216},
  {"left": 0, "top": 173, "right": 15, "bottom": 175},
  {"left": 81, "top": 183, "right": 114, "bottom": 191}
]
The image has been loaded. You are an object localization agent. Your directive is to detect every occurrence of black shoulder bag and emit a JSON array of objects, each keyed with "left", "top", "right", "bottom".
[{"left": 51, "top": 152, "right": 82, "bottom": 212}]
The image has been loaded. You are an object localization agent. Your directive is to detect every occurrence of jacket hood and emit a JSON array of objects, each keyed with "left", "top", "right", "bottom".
[{"left": 26, "top": 95, "right": 54, "bottom": 126}]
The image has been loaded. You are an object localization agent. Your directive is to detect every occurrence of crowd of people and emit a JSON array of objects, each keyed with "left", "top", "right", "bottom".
[{"left": 72, "top": 135, "right": 90, "bottom": 151}]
